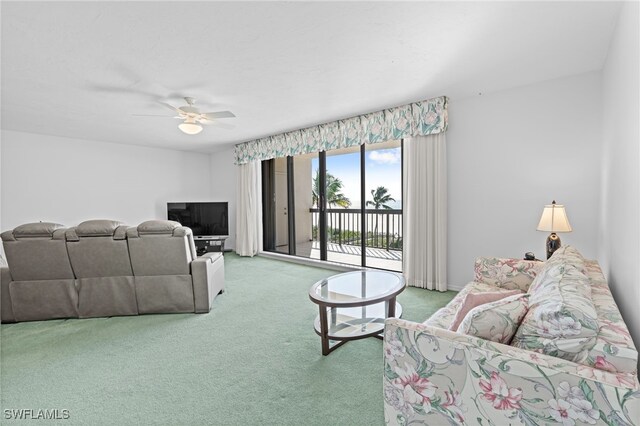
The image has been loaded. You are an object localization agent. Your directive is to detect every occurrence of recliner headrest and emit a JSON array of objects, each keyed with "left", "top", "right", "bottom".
[
  {"left": 138, "top": 220, "right": 181, "bottom": 235},
  {"left": 66, "top": 220, "right": 128, "bottom": 241},
  {"left": 126, "top": 220, "right": 192, "bottom": 238},
  {"left": 2, "top": 222, "right": 66, "bottom": 241}
]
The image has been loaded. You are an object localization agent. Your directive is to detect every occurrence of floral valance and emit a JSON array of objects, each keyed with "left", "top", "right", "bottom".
[{"left": 234, "top": 96, "right": 448, "bottom": 164}]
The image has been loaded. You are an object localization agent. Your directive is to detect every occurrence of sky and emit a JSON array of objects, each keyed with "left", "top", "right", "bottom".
[{"left": 312, "top": 147, "right": 402, "bottom": 209}]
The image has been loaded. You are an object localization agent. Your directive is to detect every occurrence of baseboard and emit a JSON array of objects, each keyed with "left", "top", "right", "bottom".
[
  {"left": 446, "top": 283, "right": 465, "bottom": 292},
  {"left": 257, "top": 251, "right": 463, "bottom": 293},
  {"left": 258, "top": 251, "right": 366, "bottom": 272},
  {"left": 255, "top": 251, "right": 467, "bottom": 293}
]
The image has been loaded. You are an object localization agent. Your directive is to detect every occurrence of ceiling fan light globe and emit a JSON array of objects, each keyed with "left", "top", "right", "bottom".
[{"left": 178, "top": 122, "right": 203, "bottom": 135}]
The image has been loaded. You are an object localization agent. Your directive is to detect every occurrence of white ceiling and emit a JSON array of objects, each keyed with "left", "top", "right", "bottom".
[{"left": 1, "top": 1, "right": 621, "bottom": 153}]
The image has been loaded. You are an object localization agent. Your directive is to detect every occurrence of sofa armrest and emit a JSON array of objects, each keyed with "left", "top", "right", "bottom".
[
  {"left": 191, "top": 253, "right": 225, "bottom": 313},
  {"left": 473, "top": 257, "right": 544, "bottom": 291},
  {"left": 383, "top": 318, "right": 639, "bottom": 426},
  {"left": 1, "top": 267, "right": 15, "bottom": 323}
]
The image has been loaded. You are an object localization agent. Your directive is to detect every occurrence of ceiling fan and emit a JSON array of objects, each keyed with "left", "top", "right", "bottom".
[{"left": 134, "top": 97, "right": 236, "bottom": 135}]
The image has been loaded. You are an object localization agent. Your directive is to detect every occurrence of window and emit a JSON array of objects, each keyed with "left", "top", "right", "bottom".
[{"left": 262, "top": 140, "right": 402, "bottom": 272}]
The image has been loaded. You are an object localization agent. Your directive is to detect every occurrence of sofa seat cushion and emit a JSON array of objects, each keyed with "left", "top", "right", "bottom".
[
  {"left": 512, "top": 246, "right": 599, "bottom": 364},
  {"left": 423, "top": 307, "right": 457, "bottom": 329},
  {"left": 423, "top": 281, "right": 523, "bottom": 330},
  {"left": 583, "top": 261, "right": 638, "bottom": 374},
  {"left": 458, "top": 293, "right": 529, "bottom": 344}
]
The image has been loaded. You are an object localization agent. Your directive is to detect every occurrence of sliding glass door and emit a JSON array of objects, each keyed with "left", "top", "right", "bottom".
[
  {"left": 325, "top": 145, "right": 362, "bottom": 267},
  {"left": 263, "top": 140, "right": 402, "bottom": 272}
]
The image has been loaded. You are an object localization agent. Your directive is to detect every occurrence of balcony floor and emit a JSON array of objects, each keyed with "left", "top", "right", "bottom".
[{"left": 275, "top": 240, "right": 402, "bottom": 272}]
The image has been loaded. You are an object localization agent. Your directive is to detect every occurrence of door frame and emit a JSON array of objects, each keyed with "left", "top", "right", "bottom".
[{"left": 261, "top": 159, "right": 276, "bottom": 251}]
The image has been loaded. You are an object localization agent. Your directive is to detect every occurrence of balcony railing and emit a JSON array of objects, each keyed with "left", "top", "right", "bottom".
[{"left": 309, "top": 208, "right": 402, "bottom": 251}]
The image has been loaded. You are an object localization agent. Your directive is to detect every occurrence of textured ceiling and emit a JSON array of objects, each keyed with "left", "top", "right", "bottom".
[{"left": 1, "top": 1, "right": 621, "bottom": 152}]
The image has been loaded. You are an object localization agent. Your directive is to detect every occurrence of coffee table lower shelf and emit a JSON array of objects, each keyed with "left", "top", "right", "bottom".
[{"left": 313, "top": 302, "right": 403, "bottom": 355}]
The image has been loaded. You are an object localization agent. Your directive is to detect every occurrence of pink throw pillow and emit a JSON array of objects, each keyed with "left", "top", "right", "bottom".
[{"left": 448, "top": 290, "right": 522, "bottom": 332}]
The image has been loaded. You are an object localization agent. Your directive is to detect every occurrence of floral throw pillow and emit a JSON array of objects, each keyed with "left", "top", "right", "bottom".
[
  {"left": 448, "top": 290, "right": 522, "bottom": 331},
  {"left": 457, "top": 294, "right": 529, "bottom": 344}
]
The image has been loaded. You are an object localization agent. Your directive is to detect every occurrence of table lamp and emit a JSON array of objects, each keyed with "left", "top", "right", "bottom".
[{"left": 537, "top": 200, "right": 572, "bottom": 259}]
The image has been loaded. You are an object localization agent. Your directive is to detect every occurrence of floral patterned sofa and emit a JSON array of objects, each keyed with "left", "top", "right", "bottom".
[{"left": 383, "top": 246, "right": 639, "bottom": 425}]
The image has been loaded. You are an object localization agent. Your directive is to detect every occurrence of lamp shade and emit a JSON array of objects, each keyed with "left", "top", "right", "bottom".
[
  {"left": 178, "top": 122, "right": 203, "bottom": 135},
  {"left": 537, "top": 201, "right": 572, "bottom": 233}
]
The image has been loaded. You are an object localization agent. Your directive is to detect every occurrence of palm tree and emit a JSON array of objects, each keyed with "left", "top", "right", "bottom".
[
  {"left": 366, "top": 186, "right": 395, "bottom": 210},
  {"left": 312, "top": 169, "right": 351, "bottom": 208},
  {"left": 366, "top": 186, "right": 395, "bottom": 245}
]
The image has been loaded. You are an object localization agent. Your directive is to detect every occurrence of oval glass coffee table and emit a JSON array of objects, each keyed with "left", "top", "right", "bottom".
[{"left": 308, "top": 270, "right": 406, "bottom": 355}]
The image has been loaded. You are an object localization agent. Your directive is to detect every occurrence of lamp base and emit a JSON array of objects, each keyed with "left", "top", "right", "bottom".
[{"left": 546, "top": 233, "right": 561, "bottom": 259}]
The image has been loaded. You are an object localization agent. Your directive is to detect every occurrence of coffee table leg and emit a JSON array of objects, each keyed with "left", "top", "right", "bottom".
[
  {"left": 319, "top": 305, "right": 330, "bottom": 356},
  {"left": 388, "top": 297, "right": 396, "bottom": 318}
]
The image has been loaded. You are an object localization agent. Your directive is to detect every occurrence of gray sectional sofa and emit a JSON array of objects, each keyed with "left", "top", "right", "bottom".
[{"left": 0, "top": 219, "right": 225, "bottom": 323}]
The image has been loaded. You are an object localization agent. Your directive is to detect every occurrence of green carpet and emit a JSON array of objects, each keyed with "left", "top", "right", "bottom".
[{"left": 0, "top": 254, "right": 455, "bottom": 425}]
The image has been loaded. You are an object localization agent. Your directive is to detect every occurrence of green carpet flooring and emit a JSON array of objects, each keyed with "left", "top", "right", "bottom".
[{"left": 1, "top": 254, "right": 456, "bottom": 425}]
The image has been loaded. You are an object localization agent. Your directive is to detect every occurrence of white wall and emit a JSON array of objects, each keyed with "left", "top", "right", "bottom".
[
  {"left": 447, "top": 72, "right": 603, "bottom": 290},
  {"left": 599, "top": 2, "right": 640, "bottom": 354},
  {"left": 212, "top": 72, "right": 605, "bottom": 283},
  {"left": 1, "top": 130, "right": 212, "bottom": 230},
  {"left": 209, "top": 146, "right": 237, "bottom": 250}
]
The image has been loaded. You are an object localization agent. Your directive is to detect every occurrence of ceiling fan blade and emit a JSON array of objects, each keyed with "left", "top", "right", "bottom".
[
  {"left": 159, "top": 102, "right": 183, "bottom": 114},
  {"left": 201, "top": 120, "right": 235, "bottom": 130},
  {"left": 131, "top": 114, "right": 176, "bottom": 117},
  {"left": 87, "top": 83, "right": 163, "bottom": 100},
  {"left": 202, "top": 111, "right": 236, "bottom": 119}
]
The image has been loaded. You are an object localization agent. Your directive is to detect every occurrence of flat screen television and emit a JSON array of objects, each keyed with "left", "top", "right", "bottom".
[{"left": 167, "top": 202, "right": 228, "bottom": 238}]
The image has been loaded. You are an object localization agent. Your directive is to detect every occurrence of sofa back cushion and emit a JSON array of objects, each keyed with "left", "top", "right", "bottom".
[
  {"left": 1, "top": 223, "right": 75, "bottom": 281},
  {"left": 65, "top": 220, "right": 133, "bottom": 278},
  {"left": 511, "top": 246, "right": 599, "bottom": 364},
  {"left": 474, "top": 257, "right": 543, "bottom": 292},
  {"left": 583, "top": 260, "right": 638, "bottom": 374},
  {"left": 126, "top": 221, "right": 196, "bottom": 276},
  {"left": 527, "top": 246, "right": 587, "bottom": 295}
]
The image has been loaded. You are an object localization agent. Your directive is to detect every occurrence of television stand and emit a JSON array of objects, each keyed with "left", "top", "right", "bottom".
[{"left": 193, "top": 236, "right": 228, "bottom": 256}]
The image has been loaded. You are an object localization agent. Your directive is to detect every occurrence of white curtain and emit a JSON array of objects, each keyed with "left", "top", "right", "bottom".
[
  {"left": 235, "top": 161, "right": 263, "bottom": 257},
  {"left": 403, "top": 133, "right": 447, "bottom": 290}
]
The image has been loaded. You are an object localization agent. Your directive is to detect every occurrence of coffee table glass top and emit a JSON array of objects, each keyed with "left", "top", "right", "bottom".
[{"left": 309, "top": 270, "right": 405, "bottom": 306}]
